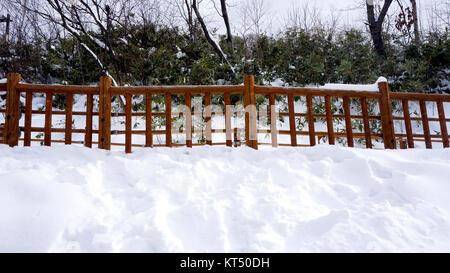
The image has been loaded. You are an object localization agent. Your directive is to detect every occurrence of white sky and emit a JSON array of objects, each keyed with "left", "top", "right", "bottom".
[{"left": 202, "top": 0, "right": 449, "bottom": 35}]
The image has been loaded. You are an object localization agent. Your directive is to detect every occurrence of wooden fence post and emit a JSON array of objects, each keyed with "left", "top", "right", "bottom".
[
  {"left": 244, "top": 75, "right": 258, "bottom": 150},
  {"left": 4, "top": 73, "right": 21, "bottom": 147},
  {"left": 378, "top": 81, "right": 396, "bottom": 149},
  {"left": 99, "top": 76, "right": 112, "bottom": 150}
]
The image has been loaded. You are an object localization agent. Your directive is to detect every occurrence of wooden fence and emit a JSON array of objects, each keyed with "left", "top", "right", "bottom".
[{"left": 0, "top": 73, "right": 449, "bottom": 153}]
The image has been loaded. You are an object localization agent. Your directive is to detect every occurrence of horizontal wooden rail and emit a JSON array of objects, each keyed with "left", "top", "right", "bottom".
[
  {"left": 260, "top": 111, "right": 383, "bottom": 120},
  {"left": 390, "top": 92, "right": 450, "bottom": 102},
  {"left": 16, "top": 83, "right": 98, "bottom": 94},
  {"left": 254, "top": 86, "right": 382, "bottom": 99},
  {"left": 392, "top": 116, "right": 450, "bottom": 122},
  {"left": 2, "top": 73, "right": 449, "bottom": 152},
  {"left": 110, "top": 85, "right": 244, "bottom": 95}
]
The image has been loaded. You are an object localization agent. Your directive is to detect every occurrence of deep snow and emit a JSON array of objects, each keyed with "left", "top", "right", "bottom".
[{"left": 0, "top": 144, "right": 449, "bottom": 252}]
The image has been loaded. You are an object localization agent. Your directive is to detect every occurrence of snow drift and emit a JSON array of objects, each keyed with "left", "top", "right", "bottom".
[{"left": 0, "top": 145, "right": 450, "bottom": 252}]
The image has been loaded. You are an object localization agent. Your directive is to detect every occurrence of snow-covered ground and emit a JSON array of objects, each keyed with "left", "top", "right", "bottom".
[{"left": 1, "top": 144, "right": 449, "bottom": 252}]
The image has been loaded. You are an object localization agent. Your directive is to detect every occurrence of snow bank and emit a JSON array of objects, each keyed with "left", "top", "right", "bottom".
[
  {"left": 320, "top": 77, "right": 387, "bottom": 92},
  {"left": 1, "top": 145, "right": 450, "bottom": 252}
]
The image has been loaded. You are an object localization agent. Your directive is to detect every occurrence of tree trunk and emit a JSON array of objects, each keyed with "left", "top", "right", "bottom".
[
  {"left": 220, "top": 0, "right": 232, "bottom": 45},
  {"left": 410, "top": 0, "right": 420, "bottom": 44},
  {"left": 366, "top": 0, "right": 393, "bottom": 58},
  {"left": 184, "top": 0, "right": 195, "bottom": 40}
]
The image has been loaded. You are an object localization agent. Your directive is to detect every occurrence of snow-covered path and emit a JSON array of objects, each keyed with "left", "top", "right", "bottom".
[{"left": 0, "top": 145, "right": 449, "bottom": 252}]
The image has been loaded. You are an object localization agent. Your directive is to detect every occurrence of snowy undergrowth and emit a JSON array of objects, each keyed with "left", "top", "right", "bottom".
[{"left": 0, "top": 145, "right": 449, "bottom": 252}]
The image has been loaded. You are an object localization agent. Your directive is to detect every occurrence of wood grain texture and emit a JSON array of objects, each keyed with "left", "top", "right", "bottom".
[
  {"left": 44, "top": 92, "right": 53, "bottom": 146},
  {"left": 125, "top": 93, "right": 132, "bottom": 153},
  {"left": 361, "top": 98, "right": 372, "bottom": 148},
  {"left": 324, "top": 95, "right": 335, "bottom": 145},
  {"left": 306, "top": 95, "right": 316, "bottom": 146},
  {"left": 24, "top": 91, "right": 33, "bottom": 146},
  {"left": 99, "top": 76, "right": 112, "bottom": 150},
  {"left": 85, "top": 94, "right": 93, "bottom": 148},
  {"left": 165, "top": 92, "right": 172, "bottom": 147},
  {"left": 437, "top": 101, "right": 449, "bottom": 148},
  {"left": 343, "top": 96, "right": 354, "bottom": 147},
  {"left": 244, "top": 75, "right": 258, "bottom": 149},
  {"left": 402, "top": 100, "right": 414, "bottom": 148},
  {"left": 288, "top": 94, "right": 297, "bottom": 147},
  {"left": 420, "top": 100, "right": 432, "bottom": 149},
  {"left": 378, "top": 82, "right": 396, "bottom": 149},
  {"left": 65, "top": 94, "right": 73, "bottom": 145},
  {"left": 146, "top": 94, "right": 153, "bottom": 147},
  {"left": 224, "top": 92, "right": 232, "bottom": 147},
  {"left": 4, "top": 73, "right": 21, "bottom": 146}
]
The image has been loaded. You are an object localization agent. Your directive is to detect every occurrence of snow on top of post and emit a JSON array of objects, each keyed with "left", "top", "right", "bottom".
[
  {"left": 376, "top": 77, "right": 388, "bottom": 83},
  {"left": 319, "top": 77, "right": 388, "bottom": 92},
  {"left": 0, "top": 78, "right": 6, "bottom": 84}
]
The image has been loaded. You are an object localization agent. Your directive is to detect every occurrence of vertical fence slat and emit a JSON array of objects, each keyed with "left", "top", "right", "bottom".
[
  {"left": 361, "top": 98, "right": 372, "bottom": 149},
  {"left": 288, "top": 94, "right": 297, "bottom": 147},
  {"left": 306, "top": 95, "right": 316, "bottom": 146},
  {"left": 269, "top": 93, "right": 278, "bottom": 147},
  {"left": 4, "top": 73, "right": 21, "bottom": 146},
  {"left": 378, "top": 81, "right": 396, "bottom": 149},
  {"left": 85, "top": 94, "right": 93, "bottom": 148},
  {"left": 65, "top": 94, "right": 73, "bottom": 145},
  {"left": 343, "top": 96, "right": 354, "bottom": 147},
  {"left": 224, "top": 92, "right": 232, "bottom": 147},
  {"left": 44, "top": 92, "right": 53, "bottom": 146},
  {"left": 145, "top": 94, "right": 153, "bottom": 148},
  {"left": 125, "top": 93, "right": 132, "bottom": 153},
  {"left": 437, "top": 101, "right": 449, "bottom": 148},
  {"left": 165, "top": 92, "right": 172, "bottom": 147},
  {"left": 402, "top": 99, "right": 414, "bottom": 148},
  {"left": 185, "top": 92, "right": 192, "bottom": 148},
  {"left": 325, "top": 95, "right": 335, "bottom": 145},
  {"left": 420, "top": 100, "right": 432, "bottom": 149},
  {"left": 24, "top": 92, "right": 33, "bottom": 146},
  {"left": 205, "top": 92, "right": 212, "bottom": 146},
  {"left": 99, "top": 76, "right": 112, "bottom": 150}
]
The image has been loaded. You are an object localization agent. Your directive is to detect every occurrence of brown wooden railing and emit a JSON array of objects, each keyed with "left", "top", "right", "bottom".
[{"left": 1, "top": 73, "right": 449, "bottom": 153}]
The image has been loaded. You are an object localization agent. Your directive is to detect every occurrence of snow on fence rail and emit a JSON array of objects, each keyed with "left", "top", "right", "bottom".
[{"left": 0, "top": 73, "right": 449, "bottom": 153}]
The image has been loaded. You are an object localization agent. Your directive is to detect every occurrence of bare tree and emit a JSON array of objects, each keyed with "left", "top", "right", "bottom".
[
  {"left": 366, "top": 0, "right": 394, "bottom": 57},
  {"left": 172, "top": 0, "right": 196, "bottom": 40},
  {"left": 10, "top": 0, "right": 143, "bottom": 87},
  {"left": 192, "top": 0, "right": 235, "bottom": 74},
  {"left": 134, "top": 0, "right": 165, "bottom": 27},
  {"left": 428, "top": 0, "right": 450, "bottom": 31},
  {"left": 238, "top": 0, "right": 272, "bottom": 38},
  {"left": 410, "top": 0, "right": 420, "bottom": 43},
  {"left": 394, "top": 0, "right": 420, "bottom": 44},
  {"left": 8, "top": 0, "right": 152, "bottom": 108},
  {"left": 284, "top": 1, "right": 338, "bottom": 35},
  {"left": 220, "top": 0, "right": 232, "bottom": 44}
]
